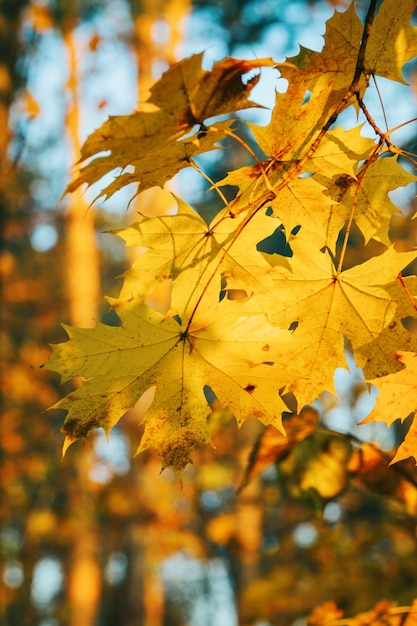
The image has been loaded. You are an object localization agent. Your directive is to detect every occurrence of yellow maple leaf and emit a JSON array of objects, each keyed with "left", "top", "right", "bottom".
[
  {"left": 66, "top": 54, "right": 275, "bottom": 203},
  {"left": 248, "top": 80, "right": 335, "bottom": 163},
  {"left": 148, "top": 53, "right": 276, "bottom": 122},
  {"left": 305, "top": 125, "right": 376, "bottom": 178},
  {"left": 365, "top": 0, "right": 417, "bottom": 84},
  {"left": 282, "top": 2, "right": 362, "bottom": 87},
  {"left": 245, "top": 240, "right": 417, "bottom": 406},
  {"left": 315, "top": 155, "right": 417, "bottom": 247},
  {"left": 44, "top": 299, "right": 294, "bottom": 474},
  {"left": 277, "top": 2, "right": 363, "bottom": 96},
  {"left": 219, "top": 165, "right": 338, "bottom": 250},
  {"left": 363, "top": 351, "right": 417, "bottom": 464},
  {"left": 116, "top": 197, "right": 280, "bottom": 318}
]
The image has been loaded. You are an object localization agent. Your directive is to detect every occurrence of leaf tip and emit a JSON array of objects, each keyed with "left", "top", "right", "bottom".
[{"left": 62, "top": 434, "right": 76, "bottom": 459}]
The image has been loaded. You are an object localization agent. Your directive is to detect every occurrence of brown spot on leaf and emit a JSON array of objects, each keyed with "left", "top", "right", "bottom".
[
  {"left": 244, "top": 384, "right": 256, "bottom": 393},
  {"left": 335, "top": 174, "right": 354, "bottom": 200},
  {"left": 62, "top": 415, "right": 100, "bottom": 440}
]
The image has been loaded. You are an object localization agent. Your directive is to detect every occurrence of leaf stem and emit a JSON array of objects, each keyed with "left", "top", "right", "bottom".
[
  {"left": 351, "top": 0, "right": 378, "bottom": 91},
  {"left": 189, "top": 160, "right": 231, "bottom": 209},
  {"left": 372, "top": 75, "right": 389, "bottom": 132},
  {"left": 397, "top": 272, "right": 417, "bottom": 313},
  {"left": 336, "top": 144, "right": 381, "bottom": 274},
  {"left": 217, "top": 126, "right": 276, "bottom": 193},
  {"left": 355, "top": 91, "right": 395, "bottom": 151}
]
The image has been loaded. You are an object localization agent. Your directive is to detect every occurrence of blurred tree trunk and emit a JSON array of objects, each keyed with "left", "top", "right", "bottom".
[
  {"left": 0, "top": 0, "right": 30, "bottom": 240},
  {"left": 235, "top": 480, "right": 263, "bottom": 587},
  {"left": 132, "top": 0, "right": 190, "bottom": 103},
  {"left": 63, "top": 29, "right": 100, "bottom": 327},
  {"left": 235, "top": 424, "right": 264, "bottom": 605},
  {"left": 0, "top": 6, "right": 34, "bottom": 622},
  {"left": 62, "top": 27, "right": 102, "bottom": 626}
]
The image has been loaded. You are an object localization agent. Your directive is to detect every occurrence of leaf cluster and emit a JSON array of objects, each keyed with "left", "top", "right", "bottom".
[{"left": 43, "top": 0, "right": 417, "bottom": 475}]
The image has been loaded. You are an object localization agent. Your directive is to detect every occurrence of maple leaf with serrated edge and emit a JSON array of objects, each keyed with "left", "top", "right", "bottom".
[
  {"left": 276, "top": 3, "right": 363, "bottom": 95},
  {"left": 248, "top": 80, "right": 335, "bottom": 163},
  {"left": 219, "top": 165, "right": 336, "bottom": 250},
  {"left": 304, "top": 125, "right": 376, "bottom": 178},
  {"left": 66, "top": 118, "right": 231, "bottom": 204},
  {"left": 314, "top": 156, "right": 417, "bottom": 247},
  {"left": 218, "top": 123, "right": 379, "bottom": 252},
  {"left": 43, "top": 0, "right": 417, "bottom": 471},
  {"left": 148, "top": 53, "right": 276, "bottom": 123},
  {"left": 114, "top": 198, "right": 280, "bottom": 318},
  {"left": 244, "top": 240, "right": 417, "bottom": 406},
  {"left": 65, "top": 54, "right": 275, "bottom": 203},
  {"left": 364, "top": 0, "right": 417, "bottom": 84},
  {"left": 354, "top": 275, "right": 417, "bottom": 379},
  {"left": 43, "top": 298, "right": 295, "bottom": 474},
  {"left": 363, "top": 352, "right": 417, "bottom": 464}
]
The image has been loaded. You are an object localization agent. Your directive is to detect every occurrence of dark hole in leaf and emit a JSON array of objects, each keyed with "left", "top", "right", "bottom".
[
  {"left": 244, "top": 384, "right": 256, "bottom": 393},
  {"left": 257, "top": 226, "right": 292, "bottom": 257},
  {"left": 203, "top": 385, "right": 217, "bottom": 405}
]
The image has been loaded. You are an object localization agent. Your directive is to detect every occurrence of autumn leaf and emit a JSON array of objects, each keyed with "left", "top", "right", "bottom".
[
  {"left": 148, "top": 53, "right": 276, "bottom": 123},
  {"left": 363, "top": 352, "right": 417, "bottom": 464},
  {"left": 348, "top": 442, "right": 417, "bottom": 514},
  {"left": 245, "top": 241, "right": 417, "bottom": 405},
  {"left": 278, "top": 430, "right": 352, "bottom": 505},
  {"left": 304, "top": 125, "right": 376, "bottom": 178},
  {"left": 239, "top": 417, "right": 353, "bottom": 509},
  {"left": 66, "top": 116, "right": 231, "bottom": 203},
  {"left": 354, "top": 275, "right": 417, "bottom": 379},
  {"left": 314, "top": 156, "right": 417, "bottom": 247},
  {"left": 276, "top": 2, "right": 363, "bottom": 97},
  {"left": 219, "top": 164, "right": 337, "bottom": 249},
  {"left": 44, "top": 298, "right": 295, "bottom": 473},
  {"left": 364, "top": 0, "right": 417, "bottom": 83},
  {"left": 66, "top": 54, "right": 275, "bottom": 203},
  {"left": 308, "top": 599, "right": 417, "bottom": 626},
  {"left": 219, "top": 126, "right": 378, "bottom": 251},
  {"left": 277, "top": 0, "right": 417, "bottom": 97},
  {"left": 248, "top": 80, "right": 335, "bottom": 163},
  {"left": 44, "top": 0, "right": 417, "bottom": 472},
  {"left": 115, "top": 197, "right": 281, "bottom": 318},
  {"left": 238, "top": 407, "right": 319, "bottom": 491}
]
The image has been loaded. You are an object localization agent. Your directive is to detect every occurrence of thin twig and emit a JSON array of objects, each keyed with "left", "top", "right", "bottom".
[
  {"left": 351, "top": 0, "right": 378, "bottom": 91},
  {"left": 397, "top": 272, "right": 417, "bottom": 313},
  {"left": 372, "top": 74, "right": 389, "bottom": 132},
  {"left": 189, "top": 160, "right": 231, "bottom": 209}
]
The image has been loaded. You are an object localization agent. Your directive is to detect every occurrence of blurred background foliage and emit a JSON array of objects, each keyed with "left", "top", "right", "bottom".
[{"left": 1, "top": 1, "right": 417, "bottom": 625}]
